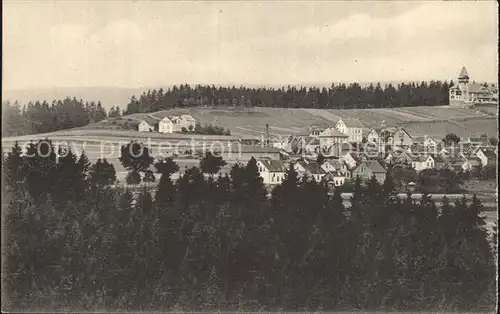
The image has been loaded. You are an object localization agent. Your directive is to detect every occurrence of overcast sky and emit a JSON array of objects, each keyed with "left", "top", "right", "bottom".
[{"left": 3, "top": 1, "right": 498, "bottom": 90}]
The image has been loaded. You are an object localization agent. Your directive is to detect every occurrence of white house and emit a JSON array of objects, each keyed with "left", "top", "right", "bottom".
[
  {"left": 138, "top": 120, "right": 155, "bottom": 132},
  {"left": 410, "top": 154, "right": 435, "bottom": 172},
  {"left": 272, "top": 136, "right": 293, "bottom": 152},
  {"left": 393, "top": 128, "right": 414, "bottom": 147},
  {"left": 158, "top": 117, "right": 174, "bottom": 133},
  {"left": 180, "top": 114, "right": 197, "bottom": 130},
  {"left": 367, "top": 129, "right": 380, "bottom": 144},
  {"left": 323, "top": 171, "right": 346, "bottom": 187},
  {"left": 335, "top": 118, "right": 363, "bottom": 143},
  {"left": 169, "top": 116, "right": 184, "bottom": 132},
  {"left": 321, "top": 159, "right": 343, "bottom": 173},
  {"left": 257, "top": 159, "right": 286, "bottom": 185},
  {"left": 476, "top": 149, "right": 497, "bottom": 167}
]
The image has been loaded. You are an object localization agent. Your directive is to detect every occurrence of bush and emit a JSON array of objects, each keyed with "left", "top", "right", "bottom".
[
  {"left": 126, "top": 170, "right": 141, "bottom": 185},
  {"left": 143, "top": 170, "right": 156, "bottom": 182}
]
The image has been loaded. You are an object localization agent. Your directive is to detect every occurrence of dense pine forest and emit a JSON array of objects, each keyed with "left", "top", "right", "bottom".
[
  {"left": 1, "top": 99, "right": 122, "bottom": 137},
  {"left": 2, "top": 140, "right": 497, "bottom": 312},
  {"left": 124, "top": 81, "right": 453, "bottom": 114}
]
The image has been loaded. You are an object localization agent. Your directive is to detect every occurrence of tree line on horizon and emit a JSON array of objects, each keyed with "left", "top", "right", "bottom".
[
  {"left": 2, "top": 140, "right": 497, "bottom": 312},
  {"left": 1, "top": 98, "right": 123, "bottom": 137},
  {"left": 124, "top": 81, "right": 453, "bottom": 114}
]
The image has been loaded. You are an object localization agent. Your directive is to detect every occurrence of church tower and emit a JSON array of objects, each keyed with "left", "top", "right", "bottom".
[{"left": 458, "top": 66, "right": 469, "bottom": 88}]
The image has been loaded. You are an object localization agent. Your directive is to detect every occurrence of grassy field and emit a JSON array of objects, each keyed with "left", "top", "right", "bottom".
[
  {"left": 98, "top": 106, "right": 497, "bottom": 138},
  {"left": 1, "top": 106, "right": 497, "bottom": 143}
]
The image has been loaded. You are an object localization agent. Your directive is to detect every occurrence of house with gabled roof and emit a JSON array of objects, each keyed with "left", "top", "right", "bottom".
[
  {"left": 158, "top": 116, "right": 174, "bottom": 133},
  {"left": 323, "top": 170, "right": 346, "bottom": 187},
  {"left": 393, "top": 127, "right": 414, "bottom": 147},
  {"left": 476, "top": 149, "right": 497, "bottom": 167},
  {"left": 180, "top": 114, "right": 196, "bottom": 130},
  {"left": 351, "top": 160, "right": 387, "bottom": 183},
  {"left": 294, "top": 160, "right": 327, "bottom": 182},
  {"left": 410, "top": 154, "right": 435, "bottom": 172},
  {"left": 321, "top": 159, "right": 343, "bottom": 173},
  {"left": 335, "top": 118, "right": 363, "bottom": 143},
  {"left": 137, "top": 117, "right": 159, "bottom": 132},
  {"left": 257, "top": 159, "right": 286, "bottom": 185}
]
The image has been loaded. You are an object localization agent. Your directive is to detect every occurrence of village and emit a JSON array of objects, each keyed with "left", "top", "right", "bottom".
[
  {"left": 126, "top": 67, "right": 497, "bottom": 191},
  {"left": 133, "top": 110, "right": 497, "bottom": 191}
]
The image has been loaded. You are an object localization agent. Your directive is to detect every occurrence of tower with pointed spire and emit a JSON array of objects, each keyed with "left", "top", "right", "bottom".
[
  {"left": 449, "top": 66, "right": 497, "bottom": 108},
  {"left": 458, "top": 66, "right": 469, "bottom": 84}
]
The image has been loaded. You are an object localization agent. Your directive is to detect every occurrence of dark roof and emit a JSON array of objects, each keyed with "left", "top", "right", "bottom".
[
  {"left": 137, "top": 116, "right": 160, "bottom": 125},
  {"left": 303, "top": 162, "right": 326, "bottom": 175},
  {"left": 355, "top": 160, "right": 386, "bottom": 173},
  {"left": 324, "top": 159, "right": 343, "bottom": 169},
  {"left": 467, "top": 83, "right": 488, "bottom": 94},
  {"left": 481, "top": 150, "right": 497, "bottom": 159},
  {"left": 259, "top": 159, "right": 285, "bottom": 172},
  {"left": 323, "top": 171, "right": 345, "bottom": 181}
]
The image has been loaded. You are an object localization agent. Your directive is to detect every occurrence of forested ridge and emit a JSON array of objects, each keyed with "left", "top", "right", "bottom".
[
  {"left": 2, "top": 81, "right": 455, "bottom": 136},
  {"left": 1, "top": 98, "right": 122, "bottom": 137},
  {"left": 124, "top": 81, "right": 453, "bottom": 114},
  {"left": 2, "top": 140, "right": 497, "bottom": 311}
]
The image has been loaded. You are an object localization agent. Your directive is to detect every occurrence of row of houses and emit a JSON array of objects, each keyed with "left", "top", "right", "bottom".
[
  {"left": 137, "top": 115, "right": 197, "bottom": 133},
  {"left": 273, "top": 117, "right": 496, "bottom": 159},
  {"left": 255, "top": 143, "right": 497, "bottom": 187},
  {"left": 256, "top": 154, "right": 388, "bottom": 186}
]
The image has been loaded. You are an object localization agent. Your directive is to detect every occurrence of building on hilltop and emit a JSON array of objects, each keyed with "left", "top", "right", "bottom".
[{"left": 449, "top": 66, "right": 498, "bottom": 108}]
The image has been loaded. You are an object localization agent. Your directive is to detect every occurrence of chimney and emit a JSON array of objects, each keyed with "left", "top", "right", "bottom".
[{"left": 265, "top": 124, "right": 270, "bottom": 148}]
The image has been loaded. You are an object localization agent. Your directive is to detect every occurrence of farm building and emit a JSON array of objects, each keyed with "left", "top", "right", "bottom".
[
  {"left": 257, "top": 159, "right": 286, "bottom": 185},
  {"left": 180, "top": 115, "right": 197, "bottom": 130},
  {"left": 158, "top": 115, "right": 197, "bottom": 133},
  {"left": 137, "top": 118, "right": 158, "bottom": 132},
  {"left": 158, "top": 117, "right": 174, "bottom": 133}
]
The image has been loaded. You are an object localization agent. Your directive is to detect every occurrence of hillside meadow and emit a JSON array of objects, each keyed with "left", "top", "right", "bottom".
[{"left": 98, "top": 105, "right": 497, "bottom": 138}]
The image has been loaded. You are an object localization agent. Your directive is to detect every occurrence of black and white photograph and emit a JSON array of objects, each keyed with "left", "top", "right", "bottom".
[{"left": 1, "top": 0, "right": 498, "bottom": 312}]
